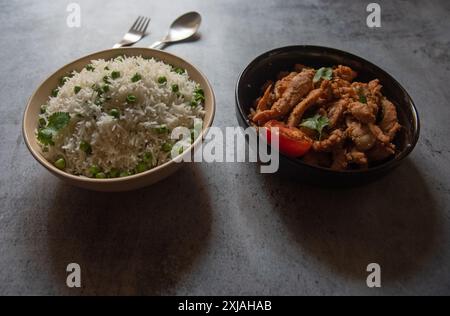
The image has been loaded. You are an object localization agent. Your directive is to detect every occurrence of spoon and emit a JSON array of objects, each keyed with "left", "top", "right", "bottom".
[{"left": 149, "top": 11, "right": 202, "bottom": 49}]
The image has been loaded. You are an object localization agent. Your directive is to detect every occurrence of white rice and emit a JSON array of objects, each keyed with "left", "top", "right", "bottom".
[{"left": 37, "top": 55, "right": 205, "bottom": 177}]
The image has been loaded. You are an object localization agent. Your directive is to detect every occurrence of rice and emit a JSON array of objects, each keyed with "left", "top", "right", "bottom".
[{"left": 36, "top": 55, "right": 205, "bottom": 178}]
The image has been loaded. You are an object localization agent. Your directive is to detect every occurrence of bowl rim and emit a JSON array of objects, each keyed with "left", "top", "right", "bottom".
[
  {"left": 235, "top": 45, "right": 420, "bottom": 174},
  {"left": 23, "top": 47, "right": 216, "bottom": 183}
]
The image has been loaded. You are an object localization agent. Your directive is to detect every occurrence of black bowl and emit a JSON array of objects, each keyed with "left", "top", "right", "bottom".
[{"left": 235, "top": 46, "right": 420, "bottom": 185}]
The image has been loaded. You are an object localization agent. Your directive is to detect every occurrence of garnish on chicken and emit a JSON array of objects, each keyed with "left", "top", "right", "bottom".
[{"left": 250, "top": 64, "right": 401, "bottom": 170}]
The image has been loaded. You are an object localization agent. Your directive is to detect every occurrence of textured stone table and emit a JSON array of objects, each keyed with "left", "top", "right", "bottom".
[{"left": 0, "top": 0, "right": 449, "bottom": 295}]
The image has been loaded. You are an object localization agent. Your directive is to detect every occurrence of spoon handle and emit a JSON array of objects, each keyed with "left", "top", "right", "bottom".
[{"left": 149, "top": 41, "right": 165, "bottom": 49}]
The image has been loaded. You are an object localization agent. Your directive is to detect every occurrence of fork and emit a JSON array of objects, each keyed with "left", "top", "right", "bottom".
[{"left": 113, "top": 16, "right": 150, "bottom": 48}]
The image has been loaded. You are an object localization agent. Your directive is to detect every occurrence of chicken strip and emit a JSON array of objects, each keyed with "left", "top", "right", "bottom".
[
  {"left": 368, "top": 123, "right": 391, "bottom": 144},
  {"left": 345, "top": 118, "right": 376, "bottom": 151},
  {"left": 380, "top": 97, "right": 402, "bottom": 141},
  {"left": 347, "top": 101, "right": 376, "bottom": 124},
  {"left": 333, "top": 65, "right": 357, "bottom": 82},
  {"left": 274, "top": 72, "right": 297, "bottom": 99},
  {"left": 346, "top": 148, "right": 368, "bottom": 167},
  {"left": 327, "top": 99, "right": 348, "bottom": 128},
  {"left": 367, "top": 142, "right": 396, "bottom": 161},
  {"left": 287, "top": 80, "right": 329, "bottom": 127},
  {"left": 256, "top": 83, "right": 273, "bottom": 112},
  {"left": 367, "top": 79, "right": 383, "bottom": 104},
  {"left": 312, "top": 129, "right": 345, "bottom": 152},
  {"left": 252, "top": 70, "right": 314, "bottom": 124}
]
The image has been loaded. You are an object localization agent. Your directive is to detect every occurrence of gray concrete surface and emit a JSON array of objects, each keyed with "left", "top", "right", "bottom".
[{"left": 0, "top": 0, "right": 449, "bottom": 295}]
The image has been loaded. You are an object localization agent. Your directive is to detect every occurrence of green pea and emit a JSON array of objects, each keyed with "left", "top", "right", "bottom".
[
  {"left": 126, "top": 94, "right": 137, "bottom": 103},
  {"left": 109, "top": 108, "right": 120, "bottom": 119},
  {"left": 103, "top": 76, "right": 110, "bottom": 84},
  {"left": 60, "top": 76, "right": 69, "bottom": 85},
  {"left": 143, "top": 152, "right": 153, "bottom": 164},
  {"left": 111, "top": 71, "right": 120, "bottom": 79},
  {"left": 95, "top": 172, "right": 106, "bottom": 179},
  {"left": 157, "top": 76, "right": 167, "bottom": 84},
  {"left": 108, "top": 168, "right": 120, "bottom": 178},
  {"left": 136, "top": 162, "right": 148, "bottom": 173},
  {"left": 119, "top": 171, "right": 130, "bottom": 177},
  {"left": 162, "top": 142, "right": 172, "bottom": 152},
  {"left": 131, "top": 73, "right": 142, "bottom": 82},
  {"left": 173, "top": 67, "right": 185, "bottom": 75},
  {"left": 74, "top": 86, "right": 81, "bottom": 94},
  {"left": 171, "top": 84, "right": 179, "bottom": 93},
  {"left": 102, "top": 84, "right": 110, "bottom": 93},
  {"left": 79, "top": 141, "right": 92, "bottom": 155},
  {"left": 89, "top": 165, "right": 100, "bottom": 177},
  {"left": 94, "top": 86, "right": 103, "bottom": 95},
  {"left": 54, "top": 158, "right": 66, "bottom": 170},
  {"left": 94, "top": 97, "right": 103, "bottom": 106},
  {"left": 154, "top": 124, "right": 168, "bottom": 134}
]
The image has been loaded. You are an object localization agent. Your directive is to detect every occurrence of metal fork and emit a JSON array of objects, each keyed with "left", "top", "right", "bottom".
[{"left": 113, "top": 16, "right": 150, "bottom": 48}]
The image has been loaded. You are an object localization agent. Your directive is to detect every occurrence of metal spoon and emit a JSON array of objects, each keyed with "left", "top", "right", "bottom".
[{"left": 149, "top": 11, "right": 202, "bottom": 49}]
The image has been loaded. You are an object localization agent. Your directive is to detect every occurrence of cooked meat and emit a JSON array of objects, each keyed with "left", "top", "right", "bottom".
[
  {"left": 287, "top": 80, "right": 328, "bottom": 127},
  {"left": 368, "top": 123, "right": 391, "bottom": 144},
  {"left": 252, "top": 69, "right": 314, "bottom": 124},
  {"left": 250, "top": 64, "right": 401, "bottom": 170},
  {"left": 327, "top": 99, "right": 348, "bottom": 128},
  {"left": 346, "top": 148, "right": 368, "bottom": 166},
  {"left": 368, "top": 79, "right": 383, "bottom": 103},
  {"left": 312, "top": 129, "right": 345, "bottom": 152},
  {"left": 274, "top": 72, "right": 297, "bottom": 99},
  {"left": 256, "top": 83, "right": 273, "bottom": 112},
  {"left": 380, "top": 97, "right": 402, "bottom": 141},
  {"left": 345, "top": 118, "right": 376, "bottom": 151},
  {"left": 367, "top": 142, "right": 396, "bottom": 161},
  {"left": 333, "top": 65, "right": 357, "bottom": 82},
  {"left": 347, "top": 101, "right": 376, "bottom": 124}
]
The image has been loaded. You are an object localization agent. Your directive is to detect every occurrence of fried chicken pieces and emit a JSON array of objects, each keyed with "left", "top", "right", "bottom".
[{"left": 250, "top": 65, "right": 402, "bottom": 170}]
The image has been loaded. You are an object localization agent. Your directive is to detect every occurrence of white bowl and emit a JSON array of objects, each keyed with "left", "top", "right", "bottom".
[{"left": 23, "top": 48, "right": 215, "bottom": 191}]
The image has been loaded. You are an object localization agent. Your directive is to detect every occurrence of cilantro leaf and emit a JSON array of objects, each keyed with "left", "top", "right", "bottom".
[
  {"left": 47, "top": 112, "right": 70, "bottom": 130},
  {"left": 193, "top": 87, "right": 205, "bottom": 103},
  {"left": 359, "top": 94, "right": 367, "bottom": 104},
  {"left": 358, "top": 88, "right": 367, "bottom": 104},
  {"left": 313, "top": 67, "right": 333, "bottom": 83},
  {"left": 37, "top": 128, "right": 56, "bottom": 145},
  {"left": 299, "top": 114, "right": 330, "bottom": 140},
  {"left": 37, "top": 112, "right": 70, "bottom": 146}
]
